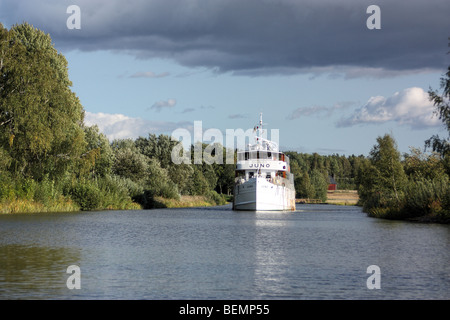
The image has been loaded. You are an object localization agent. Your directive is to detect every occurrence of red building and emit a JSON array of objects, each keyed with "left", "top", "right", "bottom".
[{"left": 328, "top": 176, "right": 337, "bottom": 191}]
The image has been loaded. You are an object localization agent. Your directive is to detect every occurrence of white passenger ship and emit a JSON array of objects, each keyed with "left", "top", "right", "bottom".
[{"left": 233, "top": 114, "right": 296, "bottom": 211}]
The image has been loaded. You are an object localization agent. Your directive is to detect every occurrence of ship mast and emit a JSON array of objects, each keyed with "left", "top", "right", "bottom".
[
  {"left": 259, "top": 112, "right": 263, "bottom": 132},
  {"left": 256, "top": 112, "right": 264, "bottom": 149},
  {"left": 250, "top": 113, "right": 278, "bottom": 152}
]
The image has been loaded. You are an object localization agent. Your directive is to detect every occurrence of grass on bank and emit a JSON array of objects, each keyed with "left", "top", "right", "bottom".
[
  {"left": 296, "top": 190, "right": 359, "bottom": 205},
  {"left": 0, "top": 173, "right": 229, "bottom": 213},
  {"left": 0, "top": 193, "right": 229, "bottom": 214},
  {"left": 325, "top": 190, "right": 359, "bottom": 206},
  {"left": 153, "top": 195, "right": 220, "bottom": 208},
  {"left": 0, "top": 197, "right": 80, "bottom": 214}
]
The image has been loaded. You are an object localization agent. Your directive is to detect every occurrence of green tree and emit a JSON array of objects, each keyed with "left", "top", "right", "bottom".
[
  {"left": 212, "top": 146, "right": 235, "bottom": 195},
  {"left": 0, "top": 146, "right": 11, "bottom": 173},
  {"left": 426, "top": 65, "right": 450, "bottom": 175},
  {"left": 357, "top": 134, "right": 407, "bottom": 213},
  {"left": 112, "top": 144, "right": 149, "bottom": 183},
  {"left": 167, "top": 162, "right": 194, "bottom": 194},
  {"left": 187, "top": 165, "right": 210, "bottom": 195},
  {"left": 356, "top": 159, "right": 378, "bottom": 208},
  {"left": 310, "top": 169, "right": 328, "bottom": 202},
  {"left": 0, "top": 23, "right": 85, "bottom": 180},
  {"left": 136, "top": 134, "right": 177, "bottom": 168},
  {"left": 83, "top": 125, "right": 114, "bottom": 177},
  {"left": 201, "top": 163, "right": 218, "bottom": 190},
  {"left": 145, "top": 158, "right": 179, "bottom": 199},
  {"left": 403, "top": 147, "right": 446, "bottom": 180},
  {"left": 296, "top": 171, "right": 315, "bottom": 199},
  {"left": 427, "top": 66, "right": 450, "bottom": 152},
  {"left": 216, "top": 163, "right": 235, "bottom": 195},
  {"left": 370, "top": 134, "right": 407, "bottom": 204}
]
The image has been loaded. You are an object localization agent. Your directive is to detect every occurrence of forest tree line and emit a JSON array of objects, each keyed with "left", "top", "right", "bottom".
[{"left": 1, "top": 23, "right": 449, "bottom": 222}]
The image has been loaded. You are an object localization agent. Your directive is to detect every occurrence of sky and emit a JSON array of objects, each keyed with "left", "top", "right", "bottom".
[{"left": 1, "top": 0, "right": 449, "bottom": 156}]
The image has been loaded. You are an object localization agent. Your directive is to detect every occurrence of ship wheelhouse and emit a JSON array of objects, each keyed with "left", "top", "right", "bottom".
[{"left": 235, "top": 148, "right": 294, "bottom": 188}]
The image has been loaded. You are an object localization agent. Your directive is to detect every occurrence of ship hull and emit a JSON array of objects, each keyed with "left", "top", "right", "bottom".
[{"left": 233, "top": 177, "right": 296, "bottom": 211}]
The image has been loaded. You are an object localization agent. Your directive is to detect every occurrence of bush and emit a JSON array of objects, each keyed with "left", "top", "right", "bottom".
[
  {"left": 0, "top": 173, "right": 14, "bottom": 201},
  {"left": 402, "top": 177, "right": 447, "bottom": 217},
  {"left": 67, "top": 181, "right": 102, "bottom": 211},
  {"left": 33, "top": 176, "right": 57, "bottom": 206},
  {"left": 158, "top": 182, "right": 180, "bottom": 200},
  {"left": 65, "top": 175, "right": 142, "bottom": 211},
  {"left": 365, "top": 175, "right": 450, "bottom": 221},
  {"left": 206, "top": 190, "right": 227, "bottom": 206},
  {"left": 439, "top": 187, "right": 450, "bottom": 221}
]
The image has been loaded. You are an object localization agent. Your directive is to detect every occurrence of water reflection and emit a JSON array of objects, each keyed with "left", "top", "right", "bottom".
[
  {"left": 252, "top": 212, "right": 298, "bottom": 298},
  {"left": 0, "top": 244, "right": 81, "bottom": 299}
]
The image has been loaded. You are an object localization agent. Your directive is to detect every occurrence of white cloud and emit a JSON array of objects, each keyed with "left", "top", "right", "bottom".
[
  {"left": 84, "top": 111, "right": 191, "bottom": 140},
  {"left": 337, "top": 87, "right": 441, "bottom": 129}
]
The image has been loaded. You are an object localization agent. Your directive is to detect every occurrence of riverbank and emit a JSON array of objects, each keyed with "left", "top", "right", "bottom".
[
  {"left": 366, "top": 206, "right": 450, "bottom": 224},
  {"left": 0, "top": 198, "right": 79, "bottom": 214},
  {"left": 326, "top": 190, "right": 450, "bottom": 223},
  {"left": 0, "top": 194, "right": 229, "bottom": 214},
  {"left": 0, "top": 197, "right": 141, "bottom": 214},
  {"left": 296, "top": 190, "right": 359, "bottom": 205},
  {"left": 151, "top": 195, "right": 229, "bottom": 208}
]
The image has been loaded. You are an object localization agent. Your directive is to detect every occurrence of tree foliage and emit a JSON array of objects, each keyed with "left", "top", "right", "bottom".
[
  {"left": 357, "top": 133, "right": 450, "bottom": 221},
  {"left": 426, "top": 65, "right": 450, "bottom": 175},
  {"left": 0, "top": 23, "right": 85, "bottom": 180},
  {"left": 286, "top": 151, "right": 366, "bottom": 200},
  {"left": 357, "top": 134, "right": 407, "bottom": 213}
]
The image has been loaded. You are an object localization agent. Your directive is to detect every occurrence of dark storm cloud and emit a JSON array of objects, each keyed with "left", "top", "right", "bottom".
[{"left": 1, "top": 0, "right": 449, "bottom": 76}]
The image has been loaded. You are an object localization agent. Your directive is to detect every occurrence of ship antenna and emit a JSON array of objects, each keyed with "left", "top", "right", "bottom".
[{"left": 259, "top": 112, "right": 264, "bottom": 138}]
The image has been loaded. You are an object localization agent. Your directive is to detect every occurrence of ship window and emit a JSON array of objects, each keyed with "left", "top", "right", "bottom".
[
  {"left": 249, "top": 172, "right": 254, "bottom": 178},
  {"left": 257, "top": 151, "right": 272, "bottom": 159}
]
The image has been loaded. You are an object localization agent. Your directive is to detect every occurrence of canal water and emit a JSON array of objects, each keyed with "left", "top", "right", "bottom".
[{"left": 0, "top": 204, "right": 449, "bottom": 300}]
